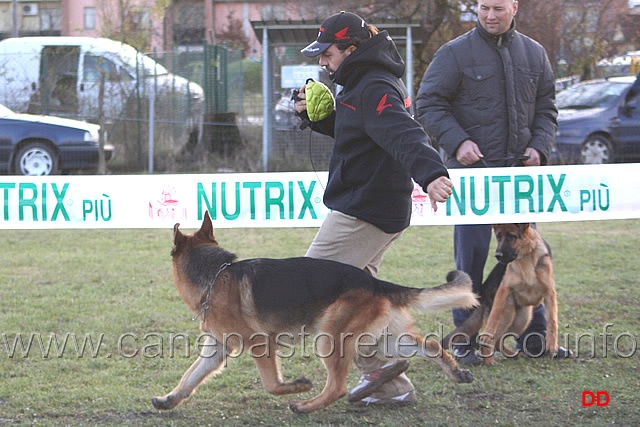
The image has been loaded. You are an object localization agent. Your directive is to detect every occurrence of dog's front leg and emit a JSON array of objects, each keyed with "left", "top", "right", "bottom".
[
  {"left": 480, "top": 286, "right": 517, "bottom": 365},
  {"left": 152, "top": 335, "right": 226, "bottom": 410}
]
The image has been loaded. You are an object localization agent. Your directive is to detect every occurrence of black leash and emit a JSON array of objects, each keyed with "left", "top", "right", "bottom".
[{"left": 478, "top": 155, "right": 530, "bottom": 167}]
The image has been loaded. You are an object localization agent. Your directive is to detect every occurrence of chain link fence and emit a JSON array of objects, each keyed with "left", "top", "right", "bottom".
[{"left": 0, "top": 36, "right": 336, "bottom": 175}]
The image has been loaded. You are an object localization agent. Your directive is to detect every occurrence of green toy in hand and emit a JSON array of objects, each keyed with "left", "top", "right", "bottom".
[{"left": 305, "top": 78, "right": 334, "bottom": 122}]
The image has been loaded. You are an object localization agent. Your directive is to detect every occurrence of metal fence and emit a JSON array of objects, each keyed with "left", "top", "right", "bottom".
[
  {"left": 151, "top": 40, "right": 333, "bottom": 173},
  {"left": 0, "top": 36, "right": 337, "bottom": 175}
]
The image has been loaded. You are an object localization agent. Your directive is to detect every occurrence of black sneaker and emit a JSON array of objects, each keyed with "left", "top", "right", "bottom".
[
  {"left": 553, "top": 346, "right": 573, "bottom": 359},
  {"left": 453, "top": 345, "right": 481, "bottom": 366},
  {"left": 517, "top": 343, "right": 573, "bottom": 359}
]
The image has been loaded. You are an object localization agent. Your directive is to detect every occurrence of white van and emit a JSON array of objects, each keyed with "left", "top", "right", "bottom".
[{"left": 0, "top": 36, "right": 204, "bottom": 122}]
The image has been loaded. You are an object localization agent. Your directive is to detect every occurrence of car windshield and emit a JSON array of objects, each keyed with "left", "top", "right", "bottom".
[{"left": 556, "top": 80, "right": 629, "bottom": 109}]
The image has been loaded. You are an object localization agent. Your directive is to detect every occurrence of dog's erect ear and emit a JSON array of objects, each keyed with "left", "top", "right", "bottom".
[
  {"left": 172, "top": 223, "right": 186, "bottom": 256},
  {"left": 195, "top": 210, "right": 218, "bottom": 244},
  {"left": 516, "top": 223, "right": 530, "bottom": 235}
]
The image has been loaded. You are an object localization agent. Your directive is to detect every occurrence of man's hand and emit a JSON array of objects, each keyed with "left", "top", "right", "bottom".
[
  {"left": 523, "top": 147, "right": 541, "bottom": 166},
  {"left": 294, "top": 85, "right": 307, "bottom": 113},
  {"left": 456, "top": 139, "right": 484, "bottom": 165},
  {"left": 426, "top": 176, "right": 454, "bottom": 212}
]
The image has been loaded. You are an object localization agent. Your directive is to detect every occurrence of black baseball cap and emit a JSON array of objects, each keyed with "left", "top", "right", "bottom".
[{"left": 301, "top": 11, "right": 369, "bottom": 57}]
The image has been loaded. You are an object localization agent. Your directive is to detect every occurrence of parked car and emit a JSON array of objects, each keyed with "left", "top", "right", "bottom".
[
  {"left": 0, "top": 37, "right": 204, "bottom": 124},
  {"left": 0, "top": 104, "right": 113, "bottom": 175},
  {"left": 553, "top": 75, "right": 640, "bottom": 164},
  {"left": 274, "top": 89, "right": 298, "bottom": 128}
]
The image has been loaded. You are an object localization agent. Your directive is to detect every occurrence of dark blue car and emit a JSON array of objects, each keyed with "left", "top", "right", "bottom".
[
  {"left": 0, "top": 104, "right": 113, "bottom": 175},
  {"left": 553, "top": 75, "right": 640, "bottom": 164}
]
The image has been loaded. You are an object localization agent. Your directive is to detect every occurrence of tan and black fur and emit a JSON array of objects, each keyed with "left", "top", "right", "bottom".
[
  {"left": 152, "top": 212, "right": 477, "bottom": 413},
  {"left": 443, "top": 223, "right": 559, "bottom": 365}
]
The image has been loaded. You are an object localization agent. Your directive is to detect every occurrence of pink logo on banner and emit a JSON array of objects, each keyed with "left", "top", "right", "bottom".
[
  {"left": 411, "top": 183, "right": 429, "bottom": 216},
  {"left": 148, "top": 186, "right": 188, "bottom": 222}
]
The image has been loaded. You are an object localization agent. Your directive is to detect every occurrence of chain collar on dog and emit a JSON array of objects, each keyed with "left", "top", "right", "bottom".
[{"left": 192, "top": 262, "right": 230, "bottom": 322}]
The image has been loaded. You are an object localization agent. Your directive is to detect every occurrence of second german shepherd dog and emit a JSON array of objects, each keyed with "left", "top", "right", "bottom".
[
  {"left": 152, "top": 212, "right": 478, "bottom": 413},
  {"left": 442, "top": 223, "right": 559, "bottom": 365}
]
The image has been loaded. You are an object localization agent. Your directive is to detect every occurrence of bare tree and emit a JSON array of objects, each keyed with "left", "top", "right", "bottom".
[
  {"left": 97, "top": 0, "right": 170, "bottom": 52},
  {"left": 546, "top": 0, "right": 630, "bottom": 79},
  {"left": 515, "top": 1, "right": 563, "bottom": 73},
  {"left": 286, "top": 0, "right": 470, "bottom": 83},
  {"left": 286, "top": 0, "right": 636, "bottom": 81},
  {"left": 216, "top": 10, "right": 251, "bottom": 54}
]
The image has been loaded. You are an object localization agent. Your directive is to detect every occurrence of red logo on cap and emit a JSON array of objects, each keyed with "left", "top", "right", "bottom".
[{"left": 334, "top": 27, "right": 350, "bottom": 41}]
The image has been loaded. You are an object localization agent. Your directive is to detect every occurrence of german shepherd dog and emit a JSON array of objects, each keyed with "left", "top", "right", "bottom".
[
  {"left": 152, "top": 212, "right": 477, "bottom": 413},
  {"left": 442, "top": 223, "right": 559, "bottom": 365}
]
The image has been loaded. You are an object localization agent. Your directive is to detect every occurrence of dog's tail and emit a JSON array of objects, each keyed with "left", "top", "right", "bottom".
[{"left": 409, "top": 270, "right": 477, "bottom": 313}]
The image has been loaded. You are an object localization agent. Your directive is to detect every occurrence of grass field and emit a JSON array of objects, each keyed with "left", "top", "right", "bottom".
[{"left": 1, "top": 220, "right": 639, "bottom": 426}]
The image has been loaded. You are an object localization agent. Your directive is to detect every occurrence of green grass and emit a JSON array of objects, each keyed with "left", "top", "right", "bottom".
[{"left": 1, "top": 221, "right": 639, "bottom": 426}]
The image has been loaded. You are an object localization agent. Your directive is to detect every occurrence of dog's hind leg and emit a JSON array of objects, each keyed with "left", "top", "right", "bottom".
[
  {"left": 253, "top": 353, "right": 313, "bottom": 396},
  {"left": 392, "top": 334, "right": 474, "bottom": 384},
  {"left": 441, "top": 306, "right": 485, "bottom": 350},
  {"left": 152, "top": 335, "right": 226, "bottom": 410}
]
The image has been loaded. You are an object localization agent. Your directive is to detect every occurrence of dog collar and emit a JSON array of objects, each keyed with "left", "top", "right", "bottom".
[{"left": 192, "top": 262, "right": 230, "bottom": 322}]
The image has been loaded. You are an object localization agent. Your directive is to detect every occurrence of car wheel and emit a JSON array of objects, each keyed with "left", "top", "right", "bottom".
[
  {"left": 14, "top": 142, "right": 59, "bottom": 176},
  {"left": 580, "top": 135, "right": 613, "bottom": 164}
]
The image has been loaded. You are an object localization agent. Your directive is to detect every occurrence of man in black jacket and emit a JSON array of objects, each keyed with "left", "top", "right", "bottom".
[
  {"left": 416, "top": 0, "right": 570, "bottom": 364},
  {"left": 295, "top": 11, "right": 455, "bottom": 406}
]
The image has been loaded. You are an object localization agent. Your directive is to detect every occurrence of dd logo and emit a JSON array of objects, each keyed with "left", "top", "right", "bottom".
[{"left": 582, "top": 390, "right": 610, "bottom": 407}]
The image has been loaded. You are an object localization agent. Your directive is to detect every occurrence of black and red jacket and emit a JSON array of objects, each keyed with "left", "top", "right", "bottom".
[{"left": 306, "top": 30, "right": 448, "bottom": 233}]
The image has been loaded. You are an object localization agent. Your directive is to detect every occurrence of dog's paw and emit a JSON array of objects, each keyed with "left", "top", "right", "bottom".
[
  {"left": 482, "top": 357, "right": 498, "bottom": 367},
  {"left": 501, "top": 346, "right": 519, "bottom": 358},
  {"left": 288, "top": 400, "right": 311, "bottom": 414},
  {"left": 152, "top": 396, "right": 176, "bottom": 410},
  {"left": 277, "top": 377, "right": 313, "bottom": 395},
  {"left": 454, "top": 368, "right": 474, "bottom": 383},
  {"left": 546, "top": 344, "right": 558, "bottom": 355}
]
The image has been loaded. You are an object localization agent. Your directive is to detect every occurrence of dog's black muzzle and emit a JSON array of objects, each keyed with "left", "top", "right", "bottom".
[{"left": 495, "top": 250, "right": 517, "bottom": 264}]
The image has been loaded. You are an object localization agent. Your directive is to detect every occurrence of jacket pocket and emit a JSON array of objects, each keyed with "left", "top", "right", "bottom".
[
  {"left": 461, "top": 65, "right": 497, "bottom": 103},
  {"left": 516, "top": 69, "right": 540, "bottom": 104}
]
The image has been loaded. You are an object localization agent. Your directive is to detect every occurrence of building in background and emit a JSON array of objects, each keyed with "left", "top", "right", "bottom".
[{"left": 0, "top": 0, "right": 300, "bottom": 57}]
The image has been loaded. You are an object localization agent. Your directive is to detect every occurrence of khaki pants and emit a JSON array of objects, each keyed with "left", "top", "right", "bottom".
[{"left": 305, "top": 211, "right": 415, "bottom": 398}]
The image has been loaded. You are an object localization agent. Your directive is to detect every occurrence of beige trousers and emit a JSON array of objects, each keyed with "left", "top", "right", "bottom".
[{"left": 305, "top": 210, "right": 415, "bottom": 398}]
